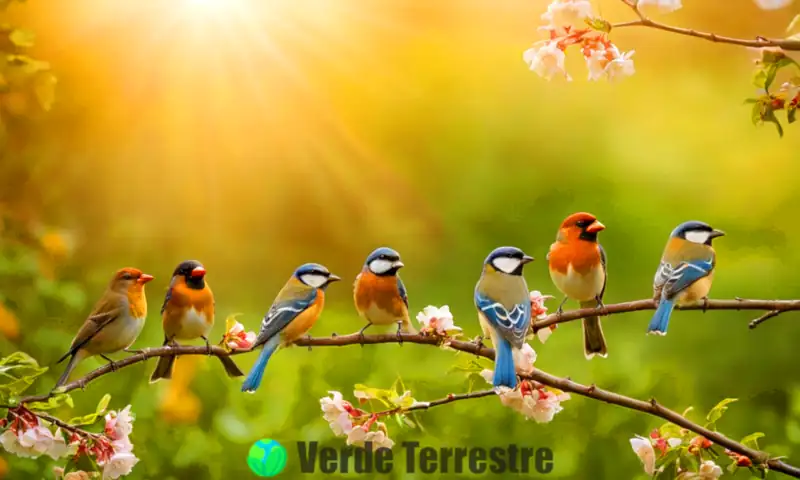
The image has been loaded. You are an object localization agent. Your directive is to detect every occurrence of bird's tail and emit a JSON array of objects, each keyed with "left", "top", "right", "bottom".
[
  {"left": 217, "top": 355, "right": 244, "bottom": 377},
  {"left": 580, "top": 300, "right": 608, "bottom": 359},
  {"left": 54, "top": 350, "right": 86, "bottom": 388},
  {"left": 149, "top": 354, "right": 176, "bottom": 383},
  {"left": 241, "top": 336, "right": 281, "bottom": 393},
  {"left": 648, "top": 297, "right": 674, "bottom": 335},
  {"left": 492, "top": 336, "right": 517, "bottom": 389}
]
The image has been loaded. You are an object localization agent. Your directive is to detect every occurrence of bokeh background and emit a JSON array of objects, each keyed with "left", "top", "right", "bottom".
[{"left": 2, "top": 0, "right": 800, "bottom": 478}]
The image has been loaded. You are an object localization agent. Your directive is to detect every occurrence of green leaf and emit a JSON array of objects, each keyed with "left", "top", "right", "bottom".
[
  {"left": 27, "top": 393, "right": 73, "bottom": 411},
  {"left": 751, "top": 101, "right": 764, "bottom": 125},
  {"left": 353, "top": 384, "right": 399, "bottom": 408},
  {"left": 0, "top": 351, "right": 48, "bottom": 399},
  {"left": 788, "top": 105, "right": 797, "bottom": 124},
  {"left": 67, "top": 393, "right": 112, "bottom": 426},
  {"left": 740, "top": 432, "right": 765, "bottom": 449},
  {"left": 744, "top": 98, "right": 759, "bottom": 104},
  {"left": 585, "top": 17, "right": 612, "bottom": 33},
  {"left": 706, "top": 398, "right": 738, "bottom": 424},
  {"left": 764, "top": 107, "right": 785, "bottom": 137},
  {"left": 8, "top": 29, "right": 34, "bottom": 48},
  {"left": 95, "top": 394, "right": 111, "bottom": 415}
]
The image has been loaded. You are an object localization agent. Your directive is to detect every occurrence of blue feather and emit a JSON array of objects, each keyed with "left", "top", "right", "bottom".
[
  {"left": 648, "top": 298, "right": 675, "bottom": 335},
  {"left": 493, "top": 337, "right": 516, "bottom": 388},
  {"left": 241, "top": 336, "right": 281, "bottom": 393}
]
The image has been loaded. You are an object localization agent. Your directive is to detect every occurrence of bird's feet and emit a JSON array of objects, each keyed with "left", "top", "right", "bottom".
[
  {"left": 396, "top": 321, "right": 403, "bottom": 345},
  {"left": 306, "top": 334, "right": 313, "bottom": 351},
  {"left": 358, "top": 323, "right": 371, "bottom": 346},
  {"left": 123, "top": 347, "right": 143, "bottom": 355},
  {"left": 702, "top": 296, "right": 709, "bottom": 313},
  {"left": 472, "top": 335, "right": 485, "bottom": 350},
  {"left": 201, "top": 336, "right": 212, "bottom": 355},
  {"left": 101, "top": 355, "right": 118, "bottom": 372},
  {"left": 556, "top": 296, "right": 568, "bottom": 317}
]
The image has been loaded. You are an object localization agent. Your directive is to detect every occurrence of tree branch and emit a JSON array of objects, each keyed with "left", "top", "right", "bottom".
[
  {"left": 14, "top": 305, "right": 800, "bottom": 477},
  {"left": 365, "top": 389, "right": 498, "bottom": 419},
  {"left": 531, "top": 298, "right": 800, "bottom": 333},
  {"left": 612, "top": 0, "right": 800, "bottom": 51}
]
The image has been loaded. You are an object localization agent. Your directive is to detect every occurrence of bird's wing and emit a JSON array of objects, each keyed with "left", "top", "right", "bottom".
[
  {"left": 598, "top": 244, "right": 608, "bottom": 299},
  {"left": 661, "top": 258, "right": 714, "bottom": 298},
  {"left": 397, "top": 276, "right": 409, "bottom": 308},
  {"left": 59, "top": 293, "right": 124, "bottom": 361},
  {"left": 474, "top": 291, "right": 530, "bottom": 347},
  {"left": 161, "top": 276, "right": 180, "bottom": 315},
  {"left": 255, "top": 289, "right": 318, "bottom": 345}
]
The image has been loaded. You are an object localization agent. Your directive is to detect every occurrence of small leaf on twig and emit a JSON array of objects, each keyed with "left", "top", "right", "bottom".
[{"left": 706, "top": 398, "right": 738, "bottom": 425}]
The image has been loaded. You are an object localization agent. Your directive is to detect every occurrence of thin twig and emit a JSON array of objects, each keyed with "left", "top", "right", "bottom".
[
  {"left": 364, "top": 390, "right": 498, "bottom": 419},
  {"left": 611, "top": 0, "right": 800, "bottom": 51},
  {"left": 749, "top": 310, "right": 783, "bottom": 329},
  {"left": 531, "top": 298, "right": 800, "bottom": 333}
]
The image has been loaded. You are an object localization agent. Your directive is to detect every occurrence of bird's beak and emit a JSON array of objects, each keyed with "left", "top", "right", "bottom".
[
  {"left": 586, "top": 220, "right": 606, "bottom": 233},
  {"left": 191, "top": 266, "right": 206, "bottom": 278},
  {"left": 138, "top": 274, "right": 154, "bottom": 284},
  {"left": 392, "top": 261, "right": 405, "bottom": 269},
  {"left": 327, "top": 274, "right": 341, "bottom": 283},
  {"left": 709, "top": 229, "right": 725, "bottom": 239},
  {"left": 521, "top": 255, "right": 535, "bottom": 264}
]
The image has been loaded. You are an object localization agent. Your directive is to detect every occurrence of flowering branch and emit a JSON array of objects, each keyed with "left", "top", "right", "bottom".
[
  {"left": 367, "top": 389, "right": 498, "bottom": 418},
  {"left": 14, "top": 326, "right": 799, "bottom": 477},
  {"left": 613, "top": 0, "right": 800, "bottom": 51}
]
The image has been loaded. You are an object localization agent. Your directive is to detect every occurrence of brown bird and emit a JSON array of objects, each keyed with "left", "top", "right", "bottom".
[
  {"left": 150, "top": 260, "right": 243, "bottom": 382},
  {"left": 55, "top": 267, "right": 154, "bottom": 388}
]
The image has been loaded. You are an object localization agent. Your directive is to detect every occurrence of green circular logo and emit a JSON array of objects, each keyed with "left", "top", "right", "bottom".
[{"left": 247, "top": 439, "right": 287, "bottom": 477}]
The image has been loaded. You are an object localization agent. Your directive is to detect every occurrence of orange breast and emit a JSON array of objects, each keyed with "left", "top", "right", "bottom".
[
  {"left": 162, "top": 280, "right": 214, "bottom": 336},
  {"left": 354, "top": 271, "right": 406, "bottom": 318},
  {"left": 281, "top": 291, "right": 324, "bottom": 343},
  {"left": 126, "top": 287, "right": 148, "bottom": 319},
  {"left": 548, "top": 241, "right": 601, "bottom": 276}
]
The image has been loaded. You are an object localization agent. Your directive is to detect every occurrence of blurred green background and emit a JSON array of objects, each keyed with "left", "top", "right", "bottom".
[{"left": 2, "top": 0, "right": 800, "bottom": 478}]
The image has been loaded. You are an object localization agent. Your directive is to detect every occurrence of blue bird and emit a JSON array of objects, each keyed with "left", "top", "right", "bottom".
[
  {"left": 241, "top": 263, "right": 340, "bottom": 393},
  {"left": 649, "top": 221, "right": 725, "bottom": 336},
  {"left": 474, "top": 246, "right": 534, "bottom": 389}
]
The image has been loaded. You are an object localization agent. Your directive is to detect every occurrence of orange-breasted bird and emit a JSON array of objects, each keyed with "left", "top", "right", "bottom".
[
  {"left": 353, "top": 247, "right": 416, "bottom": 338},
  {"left": 649, "top": 221, "right": 724, "bottom": 335},
  {"left": 150, "top": 260, "right": 243, "bottom": 382},
  {"left": 55, "top": 268, "right": 154, "bottom": 388},
  {"left": 547, "top": 212, "right": 609, "bottom": 359},
  {"left": 241, "top": 263, "right": 340, "bottom": 393}
]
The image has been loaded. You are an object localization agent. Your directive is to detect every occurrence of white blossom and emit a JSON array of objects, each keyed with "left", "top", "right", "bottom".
[
  {"left": 513, "top": 343, "right": 537, "bottom": 375},
  {"left": 524, "top": 42, "right": 571, "bottom": 81},
  {"left": 102, "top": 452, "right": 139, "bottom": 480},
  {"left": 416, "top": 306, "right": 462, "bottom": 336},
  {"left": 540, "top": 0, "right": 593, "bottom": 29},
  {"left": 637, "top": 0, "right": 683, "bottom": 13},
  {"left": 630, "top": 435, "right": 656, "bottom": 476},
  {"left": 753, "top": 0, "right": 793, "bottom": 9}
]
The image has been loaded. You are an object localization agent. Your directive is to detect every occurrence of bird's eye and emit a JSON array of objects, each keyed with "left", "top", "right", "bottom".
[{"left": 576, "top": 220, "right": 589, "bottom": 228}]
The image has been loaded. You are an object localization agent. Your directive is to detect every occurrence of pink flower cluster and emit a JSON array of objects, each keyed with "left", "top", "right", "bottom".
[
  {"left": 523, "top": 0, "right": 635, "bottom": 82},
  {"left": 223, "top": 320, "right": 257, "bottom": 350},
  {"left": 497, "top": 381, "right": 571, "bottom": 424},
  {"left": 320, "top": 391, "right": 394, "bottom": 450},
  {"left": 0, "top": 410, "right": 76, "bottom": 460}
]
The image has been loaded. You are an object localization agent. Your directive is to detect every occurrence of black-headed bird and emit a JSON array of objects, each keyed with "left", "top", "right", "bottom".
[
  {"left": 353, "top": 247, "right": 416, "bottom": 337},
  {"left": 649, "top": 221, "right": 725, "bottom": 335},
  {"left": 241, "top": 263, "right": 340, "bottom": 393},
  {"left": 55, "top": 268, "right": 154, "bottom": 387},
  {"left": 150, "top": 260, "right": 243, "bottom": 382},
  {"left": 547, "top": 212, "right": 609, "bottom": 359},
  {"left": 474, "top": 247, "right": 534, "bottom": 389}
]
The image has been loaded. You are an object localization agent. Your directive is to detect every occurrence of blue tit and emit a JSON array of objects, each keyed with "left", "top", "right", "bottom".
[
  {"left": 241, "top": 263, "right": 340, "bottom": 393},
  {"left": 353, "top": 247, "right": 416, "bottom": 337},
  {"left": 649, "top": 221, "right": 725, "bottom": 335},
  {"left": 474, "top": 246, "right": 534, "bottom": 389}
]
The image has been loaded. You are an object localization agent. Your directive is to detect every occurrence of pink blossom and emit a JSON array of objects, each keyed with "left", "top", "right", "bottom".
[
  {"left": 540, "top": 0, "right": 593, "bottom": 29},
  {"left": 416, "top": 306, "right": 462, "bottom": 337},
  {"left": 224, "top": 321, "right": 258, "bottom": 349},
  {"left": 523, "top": 41, "right": 570, "bottom": 81},
  {"left": 104, "top": 405, "right": 134, "bottom": 440}
]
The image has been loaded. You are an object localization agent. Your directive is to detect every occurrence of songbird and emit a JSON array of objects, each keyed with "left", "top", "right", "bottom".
[
  {"left": 150, "top": 260, "right": 244, "bottom": 382},
  {"left": 547, "top": 212, "right": 609, "bottom": 359},
  {"left": 649, "top": 221, "right": 725, "bottom": 335},
  {"left": 55, "top": 268, "right": 154, "bottom": 388},
  {"left": 474, "top": 246, "right": 534, "bottom": 389},
  {"left": 241, "top": 263, "right": 340, "bottom": 393},
  {"left": 353, "top": 247, "right": 416, "bottom": 338}
]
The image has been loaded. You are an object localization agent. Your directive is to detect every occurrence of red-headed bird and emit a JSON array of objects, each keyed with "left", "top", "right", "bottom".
[
  {"left": 353, "top": 247, "right": 416, "bottom": 338},
  {"left": 150, "top": 260, "right": 243, "bottom": 382},
  {"left": 548, "top": 212, "right": 609, "bottom": 359},
  {"left": 649, "top": 221, "right": 724, "bottom": 335},
  {"left": 55, "top": 268, "right": 154, "bottom": 387},
  {"left": 241, "top": 263, "right": 340, "bottom": 393}
]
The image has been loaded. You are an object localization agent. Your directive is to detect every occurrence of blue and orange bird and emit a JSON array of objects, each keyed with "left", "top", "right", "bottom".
[
  {"left": 241, "top": 263, "right": 340, "bottom": 393},
  {"left": 55, "top": 268, "right": 154, "bottom": 388},
  {"left": 649, "top": 221, "right": 725, "bottom": 335},
  {"left": 150, "top": 260, "right": 244, "bottom": 382},
  {"left": 548, "top": 212, "right": 609, "bottom": 359},
  {"left": 353, "top": 247, "right": 416, "bottom": 338},
  {"left": 474, "top": 247, "right": 534, "bottom": 389}
]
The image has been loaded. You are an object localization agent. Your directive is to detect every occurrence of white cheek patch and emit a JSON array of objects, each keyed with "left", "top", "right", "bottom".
[
  {"left": 685, "top": 230, "right": 711, "bottom": 244},
  {"left": 492, "top": 256, "right": 522, "bottom": 274},
  {"left": 300, "top": 273, "right": 328, "bottom": 288},
  {"left": 369, "top": 259, "right": 393, "bottom": 274}
]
